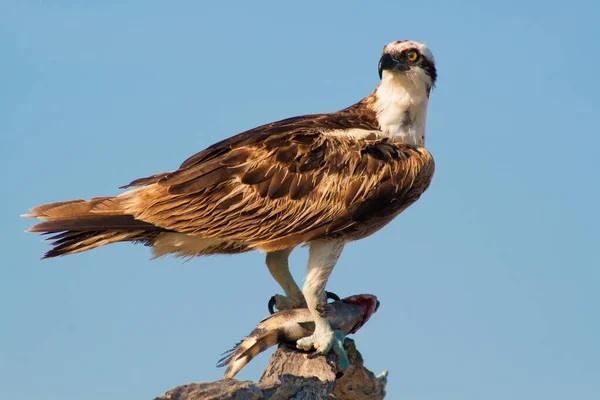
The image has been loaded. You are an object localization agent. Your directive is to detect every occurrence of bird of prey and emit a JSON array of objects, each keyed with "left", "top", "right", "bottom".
[{"left": 24, "top": 40, "right": 437, "bottom": 365}]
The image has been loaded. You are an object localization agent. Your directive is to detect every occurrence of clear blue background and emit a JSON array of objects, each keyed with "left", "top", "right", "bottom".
[{"left": 1, "top": 1, "right": 598, "bottom": 399}]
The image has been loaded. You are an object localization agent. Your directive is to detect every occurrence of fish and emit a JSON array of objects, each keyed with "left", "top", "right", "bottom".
[{"left": 217, "top": 294, "right": 379, "bottom": 379}]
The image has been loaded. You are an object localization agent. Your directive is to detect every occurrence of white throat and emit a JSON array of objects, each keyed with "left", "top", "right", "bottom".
[{"left": 373, "top": 72, "right": 431, "bottom": 146}]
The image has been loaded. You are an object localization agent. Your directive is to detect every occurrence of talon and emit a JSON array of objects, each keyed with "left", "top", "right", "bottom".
[
  {"left": 268, "top": 294, "right": 305, "bottom": 313},
  {"left": 326, "top": 291, "right": 340, "bottom": 302},
  {"left": 268, "top": 296, "right": 277, "bottom": 314}
]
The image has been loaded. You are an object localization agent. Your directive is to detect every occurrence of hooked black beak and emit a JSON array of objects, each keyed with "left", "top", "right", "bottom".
[{"left": 378, "top": 53, "right": 409, "bottom": 79}]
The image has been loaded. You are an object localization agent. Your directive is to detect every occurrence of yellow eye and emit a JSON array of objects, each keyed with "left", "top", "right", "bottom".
[{"left": 406, "top": 50, "right": 419, "bottom": 62}]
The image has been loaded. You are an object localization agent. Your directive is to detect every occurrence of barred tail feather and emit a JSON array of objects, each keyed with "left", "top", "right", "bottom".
[{"left": 23, "top": 197, "right": 166, "bottom": 258}]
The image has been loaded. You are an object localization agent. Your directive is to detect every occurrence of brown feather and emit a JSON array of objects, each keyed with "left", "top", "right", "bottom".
[
  {"left": 275, "top": 144, "right": 298, "bottom": 163},
  {"left": 24, "top": 196, "right": 167, "bottom": 258},
  {"left": 27, "top": 98, "right": 434, "bottom": 258},
  {"left": 27, "top": 215, "right": 159, "bottom": 233},
  {"left": 167, "top": 167, "right": 232, "bottom": 195},
  {"left": 242, "top": 164, "right": 275, "bottom": 185},
  {"left": 220, "top": 148, "right": 251, "bottom": 166},
  {"left": 289, "top": 174, "right": 313, "bottom": 200},
  {"left": 117, "top": 131, "right": 434, "bottom": 252},
  {"left": 267, "top": 169, "right": 292, "bottom": 199}
]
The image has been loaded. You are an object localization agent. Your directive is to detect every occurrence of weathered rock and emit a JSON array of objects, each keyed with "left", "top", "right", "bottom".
[
  {"left": 155, "top": 339, "right": 387, "bottom": 400},
  {"left": 330, "top": 340, "right": 387, "bottom": 400},
  {"left": 258, "top": 343, "right": 338, "bottom": 384},
  {"left": 156, "top": 380, "right": 262, "bottom": 400}
]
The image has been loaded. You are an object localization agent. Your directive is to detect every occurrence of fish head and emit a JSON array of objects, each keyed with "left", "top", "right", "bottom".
[{"left": 339, "top": 294, "right": 380, "bottom": 334}]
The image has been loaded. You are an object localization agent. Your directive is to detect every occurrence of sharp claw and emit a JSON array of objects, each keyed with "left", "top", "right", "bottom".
[
  {"left": 268, "top": 296, "right": 277, "bottom": 314},
  {"left": 326, "top": 291, "right": 340, "bottom": 302},
  {"left": 268, "top": 294, "right": 306, "bottom": 313}
]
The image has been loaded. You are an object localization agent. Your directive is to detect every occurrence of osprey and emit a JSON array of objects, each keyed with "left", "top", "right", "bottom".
[{"left": 24, "top": 40, "right": 437, "bottom": 366}]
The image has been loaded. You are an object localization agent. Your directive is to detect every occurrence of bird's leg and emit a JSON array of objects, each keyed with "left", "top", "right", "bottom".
[
  {"left": 296, "top": 240, "right": 348, "bottom": 369},
  {"left": 265, "top": 248, "right": 305, "bottom": 311}
]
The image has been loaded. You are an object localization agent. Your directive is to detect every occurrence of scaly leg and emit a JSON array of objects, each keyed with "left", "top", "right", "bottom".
[
  {"left": 296, "top": 240, "right": 347, "bottom": 368},
  {"left": 265, "top": 248, "right": 305, "bottom": 311}
]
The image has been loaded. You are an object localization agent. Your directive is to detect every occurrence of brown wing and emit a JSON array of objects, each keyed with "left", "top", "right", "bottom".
[
  {"left": 122, "top": 107, "right": 379, "bottom": 188},
  {"left": 121, "top": 118, "right": 433, "bottom": 252}
]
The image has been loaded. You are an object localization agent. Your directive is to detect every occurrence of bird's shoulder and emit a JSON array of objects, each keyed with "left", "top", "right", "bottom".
[
  {"left": 121, "top": 108, "right": 433, "bottom": 194},
  {"left": 179, "top": 106, "right": 380, "bottom": 169},
  {"left": 120, "top": 108, "right": 379, "bottom": 189}
]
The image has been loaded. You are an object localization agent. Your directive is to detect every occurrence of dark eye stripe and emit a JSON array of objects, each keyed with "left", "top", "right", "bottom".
[{"left": 420, "top": 56, "right": 437, "bottom": 83}]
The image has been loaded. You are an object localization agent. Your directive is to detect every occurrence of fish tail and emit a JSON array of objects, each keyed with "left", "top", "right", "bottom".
[{"left": 218, "top": 328, "right": 279, "bottom": 379}]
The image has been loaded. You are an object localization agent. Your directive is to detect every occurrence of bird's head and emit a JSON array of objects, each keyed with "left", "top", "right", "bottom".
[{"left": 378, "top": 40, "right": 436, "bottom": 90}]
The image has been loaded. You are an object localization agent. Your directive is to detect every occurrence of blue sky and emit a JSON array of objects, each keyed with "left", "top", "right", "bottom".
[{"left": 1, "top": 1, "right": 599, "bottom": 399}]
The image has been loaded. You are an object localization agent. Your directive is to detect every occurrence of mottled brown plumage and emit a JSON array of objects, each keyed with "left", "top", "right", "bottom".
[
  {"left": 24, "top": 77, "right": 434, "bottom": 259},
  {"left": 25, "top": 107, "right": 433, "bottom": 257}
]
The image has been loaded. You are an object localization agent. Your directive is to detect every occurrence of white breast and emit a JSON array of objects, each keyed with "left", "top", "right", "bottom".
[{"left": 374, "top": 73, "right": 430, "bottom": 146}]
